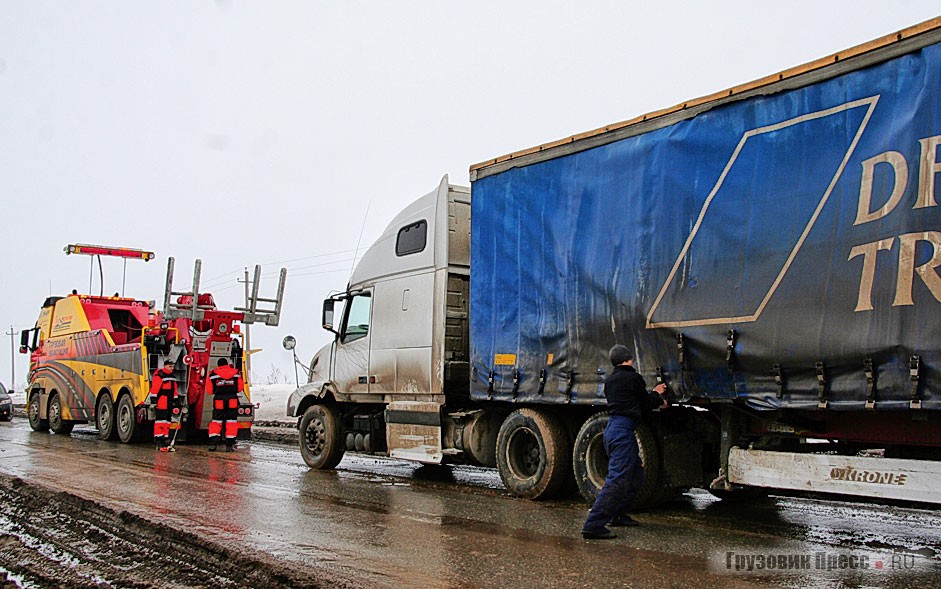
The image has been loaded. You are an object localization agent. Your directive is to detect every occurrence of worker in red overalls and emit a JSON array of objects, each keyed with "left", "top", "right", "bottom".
[
  {"left": 149, "top": 359, "right": 180, "bottom": 452},
  {"left": 206, "top": 357, "right": 242, "bottom": 451}
]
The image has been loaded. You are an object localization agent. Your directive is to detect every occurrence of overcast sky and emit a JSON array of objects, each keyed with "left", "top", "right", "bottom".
[{"left": 1, "top": 1, "right": 939, "bottom": 390}]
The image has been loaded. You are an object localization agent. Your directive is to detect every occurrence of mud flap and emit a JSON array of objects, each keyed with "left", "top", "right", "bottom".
[{"left": 385, "top": 401, "right": 443, "bottom": 464}]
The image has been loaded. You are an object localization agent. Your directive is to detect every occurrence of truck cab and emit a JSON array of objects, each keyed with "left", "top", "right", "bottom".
[{"left": 289, "top": 176, "right": 473, "bottom": 464}]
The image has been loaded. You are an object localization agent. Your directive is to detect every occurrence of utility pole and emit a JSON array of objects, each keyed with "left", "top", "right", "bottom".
[
  {"left": 5, "top": 325, "right": 15, "bottom": 389},
  {"left": 239, "top": 269, "right": 253, "bottom": 380}
]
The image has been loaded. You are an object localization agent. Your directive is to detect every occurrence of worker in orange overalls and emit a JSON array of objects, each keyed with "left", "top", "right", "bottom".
[
  {"left": 206, "top": 357, "right": 243, "bottom": 452},
  {"left": 149, "top": 359, "right": 180, "bottom": 452}
]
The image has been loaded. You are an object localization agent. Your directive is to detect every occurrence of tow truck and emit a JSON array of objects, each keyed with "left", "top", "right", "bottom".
[{"left": 20, "top": 244, "right": 286, "bottom": 443}]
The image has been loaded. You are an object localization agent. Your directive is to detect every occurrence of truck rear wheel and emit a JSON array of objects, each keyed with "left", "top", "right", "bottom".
[
  {"left": 116, "top": 394, "right": 140, "bottom": 444},
  {"left": 496, "top": 408, "right": 571, "bottom": 500},
  {"left": 572, "top": 412, "right": 662, "bottom": 508},
  {"left": 27, "top": 392, "right": 48, "bottom": 432},
  {"left": 48, "top": 392, "right": 75, "bottom": 435},
  {"left": 299, "top": 404, "right": 345, "bottom": 470},
  {"left": 96, "top": 393, "right": 118, "bottom": 441}
]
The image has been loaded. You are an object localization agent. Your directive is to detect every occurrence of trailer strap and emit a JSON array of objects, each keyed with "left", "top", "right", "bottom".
[
  {"left": 910, "top": 355, "right": 922, "bottom": 409},
  {"left": 816, "top": 362, "right": 828, "bottom": 409},
  {"left": 864, "top": 358, "right": 876, "bottom": 410},
  {"left": 676, "top": 333, "right": 686, "bottom": 368},
  {"left": 773, "top": 363, "right": 784, "bottom": 399},
  {"left": 726, "top": 329, "right": 737, "bottom": 370}
]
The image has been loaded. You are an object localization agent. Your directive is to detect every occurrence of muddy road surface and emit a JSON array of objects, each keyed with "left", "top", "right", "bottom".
[{"left": 0, "top": 417, "right": 938, "bottom": 588}]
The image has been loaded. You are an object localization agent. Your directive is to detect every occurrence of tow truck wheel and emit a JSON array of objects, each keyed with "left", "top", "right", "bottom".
[
  {"left": 116, "top": 394, "right": 140, "bottom": 444},
  {"left": 48, "top": 392, "right": 75, "bottom": 435},
  {"left": 27, "top": 392, "right": 48, "bottom": 432},
  {"left": 299, "top": 404, "right": 344, "bottom": 470},
  {"left": 96, "top": 394, "right": 118, "bottom": 441},
  {"left": 496, "top": 408, "right": 571, "bottom": 500},
  {"left": 572, "top": 412, "right": 662, "bottom": 508}
]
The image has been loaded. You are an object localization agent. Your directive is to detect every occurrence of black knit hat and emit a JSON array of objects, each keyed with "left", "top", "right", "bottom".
[{"left": 609, "top": 344, "right": 634, "bottom": 366}]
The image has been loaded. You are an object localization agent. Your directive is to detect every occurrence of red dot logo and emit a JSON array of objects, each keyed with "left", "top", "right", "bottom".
[{"left": 875, "top": 561, "right": 884, "bottom": 570}]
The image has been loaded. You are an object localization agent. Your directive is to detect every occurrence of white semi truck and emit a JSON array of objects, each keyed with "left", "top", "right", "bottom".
[{"left": 287, "top": 17, "right": 941, "bottom": 506}]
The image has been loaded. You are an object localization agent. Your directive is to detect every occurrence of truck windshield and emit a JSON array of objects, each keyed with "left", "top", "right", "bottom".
[{"left": 341, "top": 293, "right": 371, "bottom": 343}]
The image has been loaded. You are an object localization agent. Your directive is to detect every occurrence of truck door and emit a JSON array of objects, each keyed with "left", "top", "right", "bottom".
[{"left": 331, "top": 291, "right": 373, "bottom": 396}]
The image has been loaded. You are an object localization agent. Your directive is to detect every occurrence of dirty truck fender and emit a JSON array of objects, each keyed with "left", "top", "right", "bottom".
[{"left": 286, "top": 381, "right": 333, "bottom": 418}]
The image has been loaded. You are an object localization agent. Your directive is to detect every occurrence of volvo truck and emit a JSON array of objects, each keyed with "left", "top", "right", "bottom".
[{"left": 288, "top": 17, "right": 941, "bottom": 505}]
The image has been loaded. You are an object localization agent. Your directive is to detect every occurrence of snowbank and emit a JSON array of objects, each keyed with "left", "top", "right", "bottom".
[{"left": 248, "top": 384, "right": 296, "bottom": 424}]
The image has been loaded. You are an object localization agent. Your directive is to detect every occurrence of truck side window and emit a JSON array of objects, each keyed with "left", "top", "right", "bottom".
[
  {"left": 395, "top": 220, "right": 427, "bottom": 256},
  {"left": 341, "top": 293, "right": 372, "bottom": 344}
]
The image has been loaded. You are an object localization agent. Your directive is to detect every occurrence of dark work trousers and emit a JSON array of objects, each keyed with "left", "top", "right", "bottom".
[{"left": 582, "top": 415, "right": 644, "bottom": 532}]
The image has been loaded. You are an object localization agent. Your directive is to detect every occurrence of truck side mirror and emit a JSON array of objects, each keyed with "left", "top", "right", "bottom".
[
  {"left": 322, "top": 299, "right": 336, "bottom": 332},
  {"left": 19, "top": 328, "right": 37, "bottom": 353}
]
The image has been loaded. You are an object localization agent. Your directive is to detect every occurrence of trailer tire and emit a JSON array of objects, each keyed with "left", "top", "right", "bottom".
[
  {"left": 299, "top": 404, "right": 345, "bottom": 470},
  {"left": 48, "top": 392, "right": 74, "bottom": 435},
  {"left": 27, "top": 392, "right": 48, "bottom": 432},
  {"left": 96, "top": 393, "right": 118, "bottom": 441},
  {"left": 116, "top": 393, "right": 140, "bottom": 444},
  {"left": 572, "top": 412, "right": 662, "bottom": 509},
  {"left": 496, "top": 408, "right": 571, "bottom": 500}
]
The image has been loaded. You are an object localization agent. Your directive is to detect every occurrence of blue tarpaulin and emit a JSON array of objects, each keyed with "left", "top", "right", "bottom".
[{"left": 470, "top": 42, "right": 941, "bottom": 410}]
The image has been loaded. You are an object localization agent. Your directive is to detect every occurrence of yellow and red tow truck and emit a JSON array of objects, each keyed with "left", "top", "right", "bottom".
[{"left": 20, "top": 245, "right": 286, "bottom": 443}]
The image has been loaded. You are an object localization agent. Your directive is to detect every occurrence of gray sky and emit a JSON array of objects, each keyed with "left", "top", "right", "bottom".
[{"left": 1, "top": 1, "right": 939, "bottom": 389}]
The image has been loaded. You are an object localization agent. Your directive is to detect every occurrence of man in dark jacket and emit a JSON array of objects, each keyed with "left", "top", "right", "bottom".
[{"left": 582, "top": 344, "right": 667, "bottom": 539}]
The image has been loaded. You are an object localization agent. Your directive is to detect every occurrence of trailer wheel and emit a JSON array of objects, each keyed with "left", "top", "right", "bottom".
[
  {"left": 299, "top": 404, "right": 345, "bottom": 470},
  {"left": 96, "top": 393, "right": 118, "bottom": 441},
  {"left": 116, "top": 394, "right": 140, "bottom": 444},
  {"left": 27, "top": 392, "right": 48, "bottom": 432},
  {"left": 572, "top": 412, "right": 662, "bottom": 508},
  {"left": 496, "top": 408, "right": 571, "bottom": 500},
  {"left": 48, "top": 392, "right": 74, "bottom": 435}
]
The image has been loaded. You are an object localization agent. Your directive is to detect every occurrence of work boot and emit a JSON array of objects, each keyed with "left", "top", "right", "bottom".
[
  {"left": 581, "top": 528, "right": 617, "bottom": 540},
  {"left": 208, "top": 445, "right": 217, "bottom": 452},
  {"left": 609, "top": 515, "right": 640, "bottom": 527},
  {"left": 225, "top": 444, "right": 235, "bottom": 452}
]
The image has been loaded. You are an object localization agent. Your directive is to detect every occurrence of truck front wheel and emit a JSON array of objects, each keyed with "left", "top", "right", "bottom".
[
  {"left": 299, "top": 404, "right": 345, "bottom": 470},
  {"left": 27, "top": 392, "right": 48, "bottom": 432},
  {"left": 572, "top": 412, "right": 662, "bottom": 508},
  {"left": 496, "top": 408, "right": 571, "bottom": 500}
]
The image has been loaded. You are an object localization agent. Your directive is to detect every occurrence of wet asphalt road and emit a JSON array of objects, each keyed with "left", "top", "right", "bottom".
[{"left": 0, "top": 417, "right": 938, "bottom": 589}]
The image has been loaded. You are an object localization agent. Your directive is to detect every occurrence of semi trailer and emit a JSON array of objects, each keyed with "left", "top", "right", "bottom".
[{"left": 288, "top": 17, "right": 941, "bottom": 505}]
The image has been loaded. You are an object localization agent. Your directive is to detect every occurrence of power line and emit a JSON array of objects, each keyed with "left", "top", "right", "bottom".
[{"left": 201, "top": 247, "right": 362, "bottom": 284}]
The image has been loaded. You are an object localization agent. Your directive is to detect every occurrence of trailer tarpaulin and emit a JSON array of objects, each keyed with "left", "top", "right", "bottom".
[{"left": 470, "top": 41, "right": 941, "bottom": 411}]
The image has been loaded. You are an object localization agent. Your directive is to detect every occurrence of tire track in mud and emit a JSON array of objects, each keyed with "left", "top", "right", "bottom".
[{"left": 0, "top": 475, "right": 350, "bottom": 589}]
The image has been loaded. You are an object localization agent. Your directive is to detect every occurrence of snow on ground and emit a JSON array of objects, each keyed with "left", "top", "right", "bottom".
[{"left": 249, "top": 383, "right": 297, "bottom": 424}]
